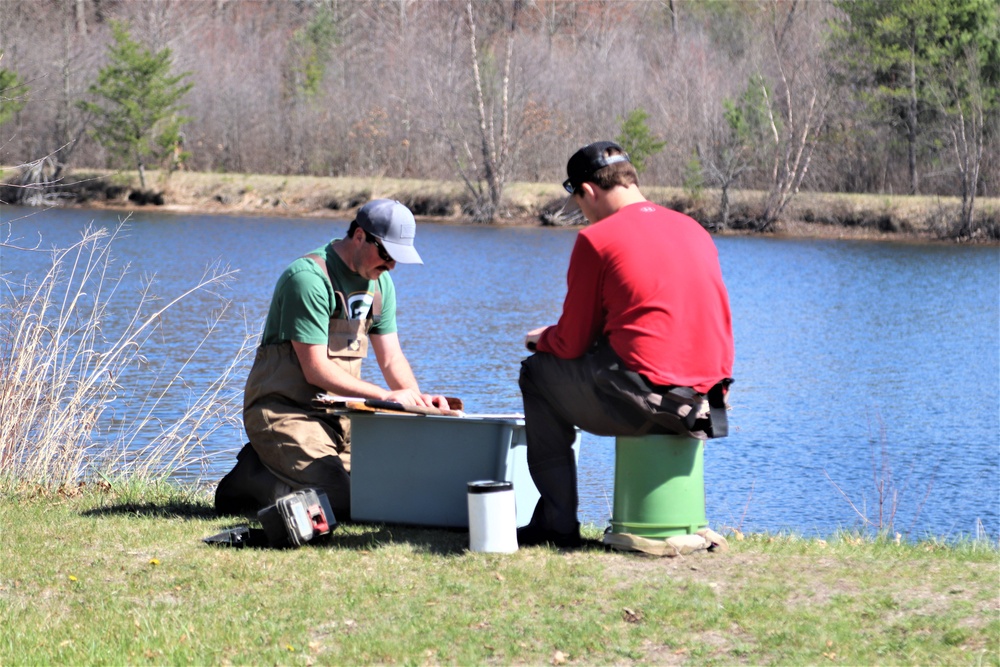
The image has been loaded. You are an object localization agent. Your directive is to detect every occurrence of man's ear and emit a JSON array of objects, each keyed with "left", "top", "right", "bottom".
[{"left": 579, "top": 182, "right": 597, "bottom": 201}]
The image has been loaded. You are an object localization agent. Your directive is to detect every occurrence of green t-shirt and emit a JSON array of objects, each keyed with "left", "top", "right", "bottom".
[{"left": 260, "top": 241, "right": 397, "bottom": 346}]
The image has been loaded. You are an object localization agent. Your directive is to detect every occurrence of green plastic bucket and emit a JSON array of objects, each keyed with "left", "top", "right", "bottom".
[{"left": 610, "top": 434, "right": 707, "bottom": 538}]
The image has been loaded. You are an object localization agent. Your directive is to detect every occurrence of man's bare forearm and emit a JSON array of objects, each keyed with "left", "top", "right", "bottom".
[{"left": 292, "top": 340, "right": 392, "bottom": 400}]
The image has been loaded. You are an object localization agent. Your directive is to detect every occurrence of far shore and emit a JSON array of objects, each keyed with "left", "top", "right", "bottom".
[{"left": 4, "top": 166, "right": 998, "bottom": 244}]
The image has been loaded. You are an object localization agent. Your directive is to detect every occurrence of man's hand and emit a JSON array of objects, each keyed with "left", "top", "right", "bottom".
[
  {"left": 525, "top": 326, "right": 549, "bottom": 351},
  {"left": 384, "top": 387, "right": 448, "bottom": 408},
  {"left": 427, "top": 394, "right": 452, "bottom": 409}
]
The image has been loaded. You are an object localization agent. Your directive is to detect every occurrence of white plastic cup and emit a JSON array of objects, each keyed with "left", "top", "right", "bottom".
[{"left": 467, "top": 480, "right": 518, "bottom": 553}]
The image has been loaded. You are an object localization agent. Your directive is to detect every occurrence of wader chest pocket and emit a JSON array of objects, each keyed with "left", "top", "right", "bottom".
[{"left": 327, "top": 318, "right": 369, "bottom": 359}]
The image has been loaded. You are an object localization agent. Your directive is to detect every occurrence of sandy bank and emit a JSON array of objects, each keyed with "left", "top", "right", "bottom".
[{"left": 6, "top": 167, "right": 998, "bottom": 244}]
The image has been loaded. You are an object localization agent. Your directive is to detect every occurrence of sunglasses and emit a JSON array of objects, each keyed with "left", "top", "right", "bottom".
[
  {"left": 364, "top": 231, "right": 394, "bottom": 262},
  {"left": 562, "top": 178, "right": 577, "bottom": 195}
]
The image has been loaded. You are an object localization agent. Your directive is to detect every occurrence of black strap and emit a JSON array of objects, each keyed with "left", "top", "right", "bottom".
[{"left": 705, "top": 378, "right": 733, "bottom": 438}]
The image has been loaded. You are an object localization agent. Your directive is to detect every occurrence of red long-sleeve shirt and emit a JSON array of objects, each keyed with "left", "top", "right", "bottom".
[{"left": 537, "top": 202, "right": 734, "bottom": 393}]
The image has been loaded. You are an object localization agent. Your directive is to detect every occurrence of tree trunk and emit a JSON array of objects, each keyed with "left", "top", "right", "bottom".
[
  {"left": 59, "top": 3, "right": 72, "bottom": 161},
  {"left": 74, "top": 0, "right": 87, "bottom": 36},
  {"left": 954, "top": 92, "right": 983, "bottom": 237},
  {"left": 907, "top": 27, "right": 919, "bottom": 195},
  {"left": 465, "top": 0, "right": 516, "bottom": 222},
  {"left": 758, "top": 61, "right": 826, "bottom": 232},
  {"left": 720, "top": 182, "right": 730, "bottom": 230},
  {"left": 467, "top": 1, "right": 495, "bottom": 221}
]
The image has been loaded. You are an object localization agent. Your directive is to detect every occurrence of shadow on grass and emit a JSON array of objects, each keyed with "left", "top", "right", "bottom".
[
  {"left": 83, "top": 501, "right": 609, "bottom": 555},
  {"left": 328, "top": 524, "right": 469, "bottom": 556},
  {"left": 202, "top": 519, "right": 610, "bottom": 555},
  {"left": 328, "top": 523, "right": 609, "bottom": 555},
  {"left": 195, "top": 521, "right": 471, "bottom": 555},
  {"left": 323, "top": 524, "right": 609, "bottom": 555},
  {"left": 82, "top": 499, "right": 218, "bottom": 520}
]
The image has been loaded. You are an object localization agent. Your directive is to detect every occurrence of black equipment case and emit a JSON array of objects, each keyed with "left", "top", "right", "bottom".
[{"left": 257, "top": 488, "right": 336, "bottom": 547}]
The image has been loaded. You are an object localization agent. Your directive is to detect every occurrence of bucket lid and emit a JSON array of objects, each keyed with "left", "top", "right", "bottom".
[{"left": 467, "top": 480, "right": 513, "bottom": 494}]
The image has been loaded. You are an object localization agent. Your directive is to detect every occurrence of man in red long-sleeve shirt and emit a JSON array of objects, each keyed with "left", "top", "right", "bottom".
[{"left": 518, "top": 141, "right": 734, "bottom": 548}]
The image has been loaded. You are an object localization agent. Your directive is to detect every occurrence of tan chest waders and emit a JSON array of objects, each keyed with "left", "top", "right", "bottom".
[{"left": 238, "top": 252, "right": 382, "bottom": 516}]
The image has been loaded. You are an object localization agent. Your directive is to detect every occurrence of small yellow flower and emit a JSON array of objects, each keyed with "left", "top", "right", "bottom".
[
  {"left": 286, "top": 645, "right": 295, "bottom": 652},
  {"left": 68, "top": 575, "right": 78, "bottom": 582},
  {"left": 149, "top": 558, "right": 160, "bottom": 566}
]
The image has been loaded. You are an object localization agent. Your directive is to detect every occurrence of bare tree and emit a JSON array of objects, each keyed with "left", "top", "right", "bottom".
[
  {"left": 756, "top": 0, "right": 832, "bottom": 231},
  {"left": 74, "top": 0, "right": 87, "bottom": 36},
  {"left": 700, "top": 114, "right": 754, "bottom": 230},
  {"left": 0, "top": 0, "right": 992, "bottom": 211},
  {"left": 53, "top": 0, "right": 96, "bottom": 179},
  {"left": 934, "top": 47, "right": 989, "bottom": 238},
  {"left": 459, "top": 0, "right": 519, "bottom": 221}
]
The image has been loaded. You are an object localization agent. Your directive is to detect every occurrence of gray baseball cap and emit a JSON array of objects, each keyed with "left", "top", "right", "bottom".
[{"left": 355, "top": 199, "right": 423, "bottom": 264}]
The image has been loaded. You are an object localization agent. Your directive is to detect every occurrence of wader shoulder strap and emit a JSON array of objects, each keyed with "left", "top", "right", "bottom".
[
  {"left": 305, "top": 253, "right": 331, "bottom": 282},
  {"left": 371, "top": 287, "right": 382, "bottom": 325},
  {"left": 304, "top": 253, "right": 382, "bottom": 324}
]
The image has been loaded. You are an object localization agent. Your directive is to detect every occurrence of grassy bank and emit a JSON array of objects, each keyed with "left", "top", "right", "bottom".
[
  {"left": 1, "top": 485, "right": 997, "bottom": 665},
  {"left": 5, "top": 166, "right": 999, "bottom": 242}
]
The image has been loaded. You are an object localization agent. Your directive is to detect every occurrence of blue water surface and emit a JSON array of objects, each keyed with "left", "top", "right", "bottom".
[{"left": 2, "top": 205, "right": 997, "bottom": 540}]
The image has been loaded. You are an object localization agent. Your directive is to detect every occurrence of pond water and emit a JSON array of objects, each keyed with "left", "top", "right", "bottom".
[{"left": 2, "top": 205, "right": 998, "bottom": 540}]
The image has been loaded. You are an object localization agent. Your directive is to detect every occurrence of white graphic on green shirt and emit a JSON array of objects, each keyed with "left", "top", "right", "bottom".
[{"left": 347, "top": 292, "right": 373, "bottom": 320}]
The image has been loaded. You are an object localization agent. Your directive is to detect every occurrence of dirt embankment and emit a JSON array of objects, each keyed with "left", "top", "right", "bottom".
[{"left": 5, "top": 167, "right": 998, "bottom": 243}]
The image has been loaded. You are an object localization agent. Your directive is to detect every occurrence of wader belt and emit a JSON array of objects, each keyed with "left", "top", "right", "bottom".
[
  {"left": 633, "top": 371, "right": 733, "bottom": 439},
  {"left": 590, "top": 341, "right": 732, "bottom": 440}
]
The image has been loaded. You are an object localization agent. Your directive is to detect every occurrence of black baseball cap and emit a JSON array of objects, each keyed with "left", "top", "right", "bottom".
[
  {"left": 355, "top": 199, "right": 423, "bottom": 264},
  {"left": 563, "top": 141, "right": 632, "bottom": 194}
]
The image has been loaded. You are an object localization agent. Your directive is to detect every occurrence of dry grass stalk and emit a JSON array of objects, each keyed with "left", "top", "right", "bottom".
[
  {"left": 823, "top": 411, "right": 932, "bottom": 537},
  {"left": 0, "top": 218, "right": 246, "bottom": 488}
]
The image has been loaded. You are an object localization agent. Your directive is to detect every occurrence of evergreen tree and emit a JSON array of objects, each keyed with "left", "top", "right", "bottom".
[
  {"left": 831, "top": 0, "right": 1000, "bottom": 196},
  {"left": 615, "top": 108, "right": 666, "bottom": 175},
  {"left": 0, "top": 58, "right": 27, "bottom": 127},
  {"left": 78, "top": 22, "right": 192, "bottom": 189},
  {"left": 682, "top": 151, "right": 704, "bottom": 202},
  {"left": 285, "top": 7, "right": 339, "bottom": 100}
]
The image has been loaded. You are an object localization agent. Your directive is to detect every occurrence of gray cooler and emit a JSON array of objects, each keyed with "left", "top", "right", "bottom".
[{"left": 348, "top": 412, "right": 580, "bottom": 528}]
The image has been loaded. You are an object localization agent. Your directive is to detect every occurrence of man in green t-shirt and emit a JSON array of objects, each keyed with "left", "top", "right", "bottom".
[{"left": 215, "top": 199, "right": 447, "bottom": 519}]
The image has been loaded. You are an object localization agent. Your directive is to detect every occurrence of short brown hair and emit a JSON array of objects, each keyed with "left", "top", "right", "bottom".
[{"left": 589, "top": 148, "right": 639, "bottom": 191}]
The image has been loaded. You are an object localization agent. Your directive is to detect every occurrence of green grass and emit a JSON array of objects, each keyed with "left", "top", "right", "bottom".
[
  {"left": 4, "top": 176, "right": 993, "bottom": 664},
  {"left": 2, "top": 485, "right": 997, "bottom": 665}
]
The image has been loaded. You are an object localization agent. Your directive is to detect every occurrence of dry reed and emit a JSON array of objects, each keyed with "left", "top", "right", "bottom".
[{"left": 0, "top": 216, "right": 250, "bottom": 488}]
